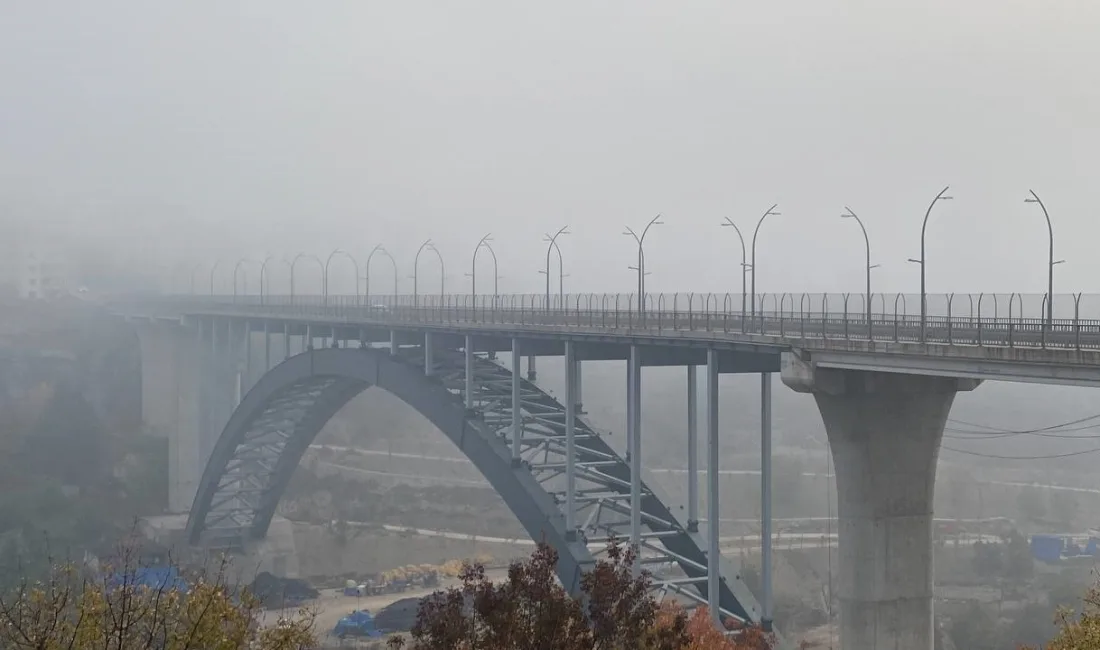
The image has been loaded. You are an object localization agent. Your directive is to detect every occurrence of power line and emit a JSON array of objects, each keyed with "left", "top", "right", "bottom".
[
  {"left": 946, "top": 412, "right": 1100, "bottom": 435},
  {"left": 941, "top": 445, "right": 1100, "bottom": 460},
  {"left": 945, "top": 429, "right": 1100, "bottom": 440},
  {"left": 944, "top": 412, "right": 1100, "bottom": 441}
]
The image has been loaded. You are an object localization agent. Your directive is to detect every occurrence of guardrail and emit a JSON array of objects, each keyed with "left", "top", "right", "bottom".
[{"left": 127, "top": 293, "right": 1100, "bottom": 351}]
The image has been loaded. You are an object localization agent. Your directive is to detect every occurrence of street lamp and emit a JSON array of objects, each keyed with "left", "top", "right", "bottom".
[
  {"left": 289, "top": 253, "right": 324, "bottom": 303},
  {"left": 750, "top": 204, "right": 781, "bottom": 331},
  {"left": 720, "top": 217, "right": 750, "bottom": 331},
  {"left": 413, "top": 239, "right": 444, "bottom": 307},
  {"left": 1025, "top": 190, "right": 1064, "bottom": 328},
  {"left": 841, "top": 207, "right": 879, "bottom": 339},
  {"left": 324, "top": 248, "right": 361, "bottom": 305},
  {"left": 209, "top": 259, "right": 221, "bottom": 297},
  {"left": 469, "top": 233, "right": 499, "bottom": 306},
  {"left": 429, "top": 243, "right": 445, "bottom": 301},
  {"left": 542, "top": 226, "right": 569, "bottom": 310},
  {"left": 623, "top": 214, "right": 664, "bottom": 320},
  {"left": 232, "top": 258, "right": 254, "bottom": 301},
  {"left": 190, "top": 262, "right": 205, "bottom": 295},
  {"left": 258, "top": 255, "right": 291, "bottom": 305},
  {"left": 365, "top": 244, "right": 399, "bottom": 306},
  {"left": 907, "top": 186, "right": 953, "bottom": 343}
]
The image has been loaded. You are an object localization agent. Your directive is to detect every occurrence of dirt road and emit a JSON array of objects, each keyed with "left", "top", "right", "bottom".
[{"left": 258, "top": 568, "right": 512, "bottom": 639}]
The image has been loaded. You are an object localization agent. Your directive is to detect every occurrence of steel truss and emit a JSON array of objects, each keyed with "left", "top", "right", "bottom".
[{"left": 187, "top": 342, "right": 761, "bottom": 625}]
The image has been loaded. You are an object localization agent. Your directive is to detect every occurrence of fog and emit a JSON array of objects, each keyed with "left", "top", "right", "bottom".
[
  {"left": 2, "top": 1, "right": 1099, "bottom": 297},
  {"left": 4, "top": 6, "right": 1100, "bottom": 646},
  {"left": 3, "top": 2, "right": 1099, "bottom": 454}
]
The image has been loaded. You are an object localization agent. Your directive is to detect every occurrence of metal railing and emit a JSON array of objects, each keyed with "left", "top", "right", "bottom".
[{"left": 129, "top": 292, "right": 1100, "bottom": 351}]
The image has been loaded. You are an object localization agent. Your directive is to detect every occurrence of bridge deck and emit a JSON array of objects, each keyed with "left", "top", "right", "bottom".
[{"left": 119, "top": 295, "right": 1100, "bottom": 385}]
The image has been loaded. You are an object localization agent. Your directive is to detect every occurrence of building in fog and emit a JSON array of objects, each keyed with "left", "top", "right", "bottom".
[
  {"left": 0, "top": 221, "right": 71, "bottom": 300},
  {"left": 17, "top": 245, "right": 69, "bottom": 299}
]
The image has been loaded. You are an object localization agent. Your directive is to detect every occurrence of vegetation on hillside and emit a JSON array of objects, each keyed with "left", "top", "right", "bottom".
[
  {"left": 0, "top": 544, "right": 316, "bottom": 650},
  {"left": 0, "top": 378, "right": 166, "bottom": 590},
  {"left": 1023, "top": 575, "right": 1100, "bottom": 649},
  {"left": 386, "top": 539, "right": 773, "bottom": 650}
]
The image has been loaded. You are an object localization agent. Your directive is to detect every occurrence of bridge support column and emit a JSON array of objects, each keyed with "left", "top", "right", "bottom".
[
  {"left": 574, "top": 359, "right": 583, "bottom": 413},
  {"left": 686, "top": 365, "right": 699, "bottom": 532},
  {"left": 527, "top": 355, "right": 537, "bottom": 381},
  {"left": 760, "top": 372, "right": 774, "bottom": 629},
  {"left": 424, "top": 332, "right": 434, "bottom": 376},
  {"left": 564, "top": 340, "right": 577, "bottom": 540},
  {"left": 706, "top": 348, "right": 721, "bottom": 625},
  {"left": 135, "top": 319, "right": 210, "bottom": 513},
  {"left": 137, "top": 319, "right": 181, "bottom": 437},
  {"left": 511, "top": 338, "right": 522, "bottom": 466},
  {"left": 464, "top": 335, "right": 474, "bottom": 409},
  {"left": 390, "top": 330, "right": 399, "bottom": 355},
  {"left": 263, "top": 321, "right": 270, "bottom": 372},
  {"left": 628, "top": 345, "right": 642, "bottom": 552},
  {"left": 782, "top": 354, "right": 980, "bottom": 650},
  {"left": 173, "top": 322, "right": 204, "bottom": 513},
  {"left": 283, "top": 323, "right": 290, "bottom": 360},
  {"left": 243, "top": 321, "right": 251, "bottom": 388}
]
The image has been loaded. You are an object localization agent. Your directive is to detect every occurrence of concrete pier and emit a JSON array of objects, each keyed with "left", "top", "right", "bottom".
[
  {"left": 783, "top": 354, "right": 979, "bottom": 650},
  {"left": 136, "top": 318, "right": 243, "bottom": 513}
]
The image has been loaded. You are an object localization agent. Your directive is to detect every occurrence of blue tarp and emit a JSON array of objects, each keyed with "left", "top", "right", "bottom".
[
  {"left": 334, "top": 609, "right": 382, "bottom": 638},
  {"left": 1030, "top": 535, "right": 1064, "bottom": 563},
  {"left": 108, "top": 567, "right": 188, "bottom": 592}
]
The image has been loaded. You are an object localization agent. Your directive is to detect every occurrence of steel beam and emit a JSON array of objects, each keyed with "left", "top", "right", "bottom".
[
  {"left": 687, "top": 365, "right": 699, "bottom": 532},
  {"left": 511, "top": 339, "right": 522, "bottom": 466},
  {"left": 465, "top": 335, "right": 474, "bottom": 409},
  {"left": 243, "top": 320, "right": 251, "bottom": 384},
  {"left": 706, "top": 348, "right": 720, "bottom": 624},
  {"left": 574, "top": 359, "right": 584, "bottom": 412},
  {"left": 234, "top": 368, "right": 243, "bottom": 408},
  {"left": 629, "top": 344, "right": 642, "bottom": 552},
  {"left": 761, "top": 371, "right": 774, "bottom": 628},
  {"left": 565, "top": 340, "right": 577, "bottom": 540}
]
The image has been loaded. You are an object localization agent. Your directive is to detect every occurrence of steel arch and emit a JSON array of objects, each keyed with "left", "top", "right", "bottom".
[{"left": 186, "top": 346, "right": 762, "bottom": 624}]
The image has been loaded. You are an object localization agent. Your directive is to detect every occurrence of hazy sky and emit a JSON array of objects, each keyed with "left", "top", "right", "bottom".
[{"left": 2, "top": 2, "right": 1098, "bottom": 297}]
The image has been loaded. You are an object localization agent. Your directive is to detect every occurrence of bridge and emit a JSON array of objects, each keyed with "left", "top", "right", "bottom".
[{"left": 120, "top": 292, "right": 1100, "bottom": 650}]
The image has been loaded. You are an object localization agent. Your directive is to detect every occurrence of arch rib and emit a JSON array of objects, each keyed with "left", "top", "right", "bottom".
[{"left": 186, "top": 347, "right": 761, "bottom": 624}]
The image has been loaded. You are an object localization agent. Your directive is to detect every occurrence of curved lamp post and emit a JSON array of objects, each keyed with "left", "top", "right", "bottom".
[
  {"left": 542, "top": 226, "right": 570, "bottom": 310},
  {"left": 841, "top": 207, "right": 879, "bottom": 339},
  {"left": 232, "top": 258, "right": 255, "bottom": 302},
  {"left": 429, "top": 244, "right": 445, "bottom": 300},
  {"left": 413, "top": 239, "right": 445, "bottom": 307},
  {"left": 258, "top": 255, "right": 291, "bottom": 305},
  {"left": 1025, "top": 190, "right": 1063, "bottom": 328},
  {"left": 907, "top": 186, "right": 953, "bottom": 343},
  {"left": 469, "top": 233, "right": 499, "bottom": 306},
  {"left": 208, "top": 259, "right": 221, "bottom": 297},
  {"left": 624, "top": 214, "right": 664, "bottom": 320},
  {"left": 750, "top": 204, "right": 781, "bottom": 331},
  {"left": 324, "top": 248, "right": 361, "bottom": 305},
  {"left": 289, "top": 253, "right": 324, "bottom": 304},
  {"left": 190, "top": 262, "right": 205, "bottom": 295},
  {"left": 365, "top": 244, "right": 399, "bottom": 307},
  {"left": 720, "top": 217, "right": 750, "bottom": 331}
]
